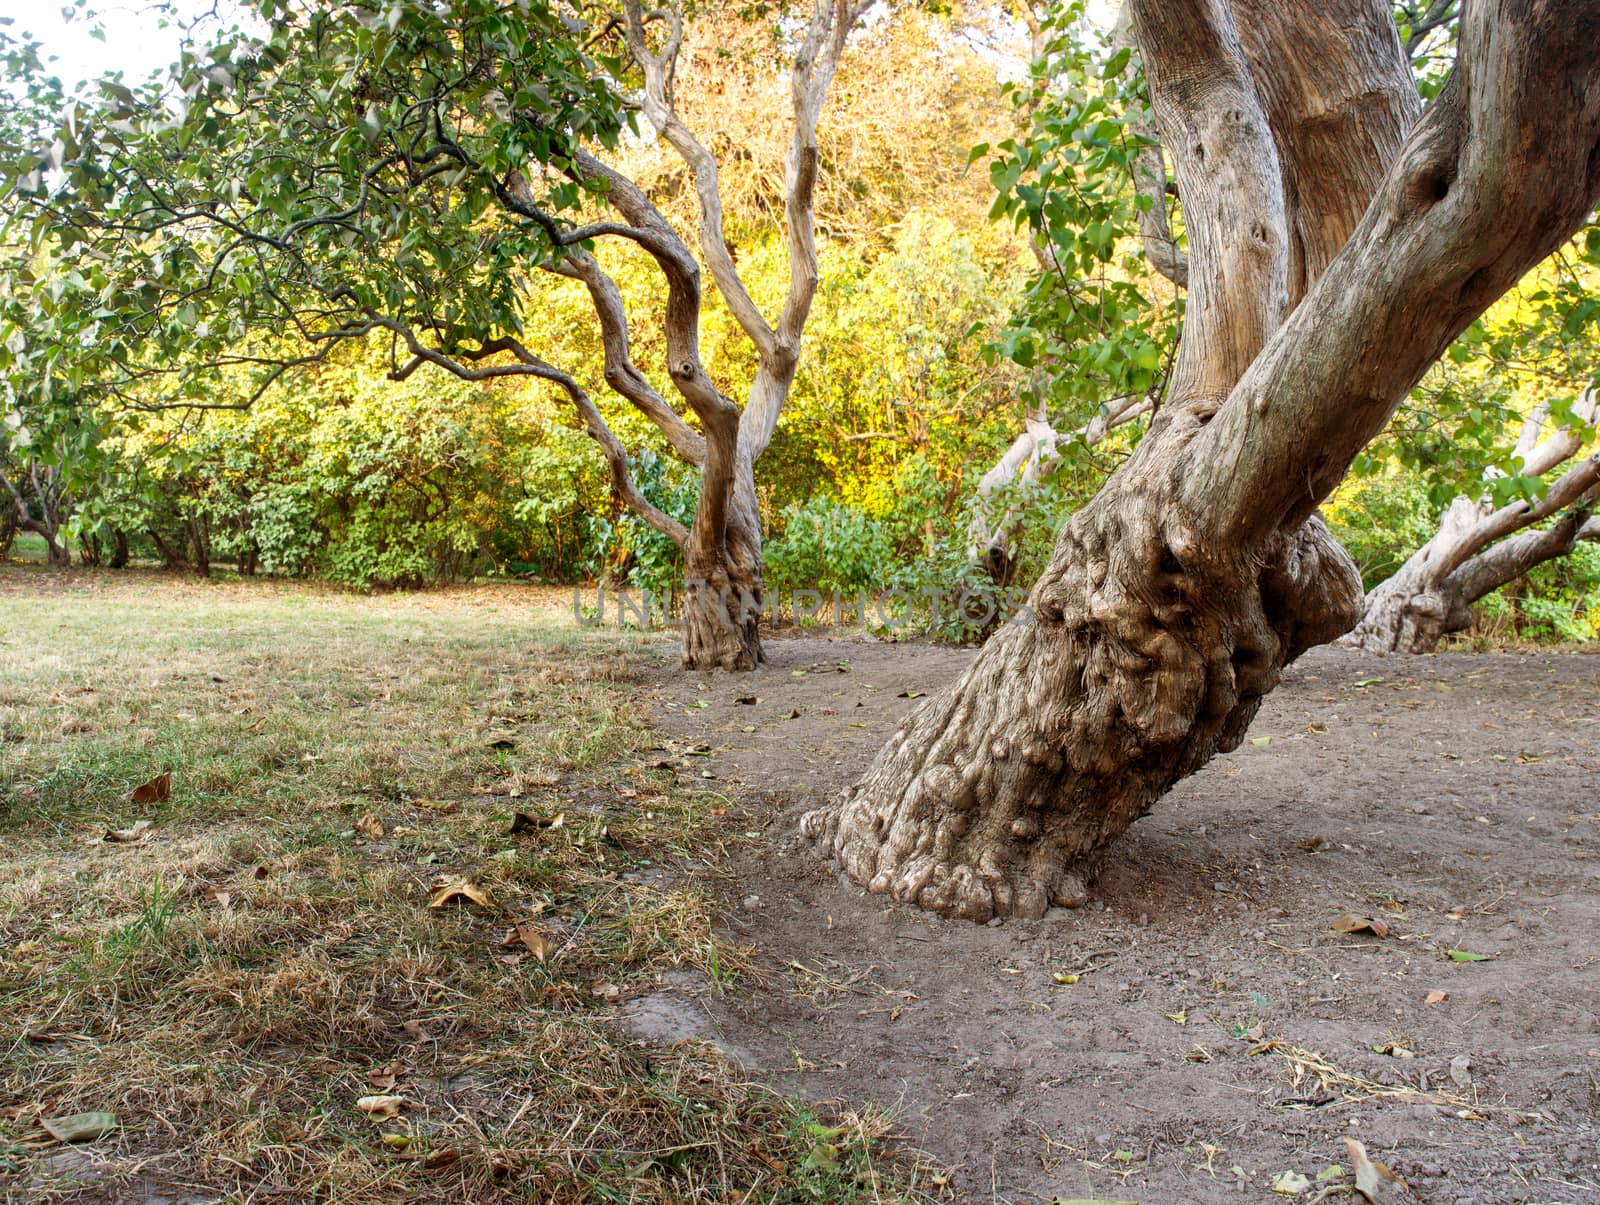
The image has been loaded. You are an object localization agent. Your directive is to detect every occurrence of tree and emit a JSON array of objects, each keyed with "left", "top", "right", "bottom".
[
  {"left": 802, "top": 0, "right": 1600, "bottom": 921},
  {"left": 0, "top": 0, "right": 868, "bottom": 668},
  {"left": 1344, "top": 390, "right": 1599, "bottom": 651}
]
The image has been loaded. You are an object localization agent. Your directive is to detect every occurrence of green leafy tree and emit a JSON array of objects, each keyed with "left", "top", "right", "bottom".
[{"left": 1, "top": 0, "right": 870, "bottom": 668}]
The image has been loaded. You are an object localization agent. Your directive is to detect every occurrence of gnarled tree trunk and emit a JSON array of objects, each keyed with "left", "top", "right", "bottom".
[
  {"left": 682, "top": 455, "right": 766, "bottom": 671},
  {"left": 804, "top": 0, "right": 1600, "bottom": 920}
]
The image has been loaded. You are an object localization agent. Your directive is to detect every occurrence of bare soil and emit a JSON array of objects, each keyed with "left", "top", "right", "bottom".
[{"left": 634, "top": 634, "right": 1600, "bottom": 1205}]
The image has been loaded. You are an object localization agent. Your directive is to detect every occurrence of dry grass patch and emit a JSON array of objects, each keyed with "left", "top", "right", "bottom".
[{"left": 0, "top": 570, "right": 941, "bottom": 1203}]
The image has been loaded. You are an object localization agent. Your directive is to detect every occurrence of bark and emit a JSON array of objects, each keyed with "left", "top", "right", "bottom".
[
  {"left": 1345, "top": 393, "right": 1600, "bottom": 652},
  {"left": 108, "top": 528, "right": 130, "bottom": 569},
  {"left": 2, "top": 459, "right": 72, "bottom": 567},
  {"left": 806, "top": 0, "right": 1600, "bottom": 919}
]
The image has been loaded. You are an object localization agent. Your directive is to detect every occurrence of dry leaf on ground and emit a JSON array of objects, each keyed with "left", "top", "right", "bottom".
[
  {"left": 1344, "top": 1136, "right": 1407, "bottom": 1202},
  {"left": 367, "top": 1061, "right": 405, "bottom": 1091},
  {"left": 41, "top": 1112, "right": 119, "bottom": 1143},
  {"left": 356, "top": 1094, "right": 409, "bottom": 1120},
  {"left": 1332, "top": 913, "right": 1391, "bottom": 938},
  {"left": 510, "top": 811, "right": 564, "bottom": 835},
  {"left": 502, "top": 922, "right": 553, "bottom": 962},
  {"left": 429, "top": 878, "right": 497, "bottom": 911},
  {"left": 354, "top": 811, "right": 385, "bottom": 838},
  {"left": 126, "top": 771, "right": 171, "bottom": 804}
]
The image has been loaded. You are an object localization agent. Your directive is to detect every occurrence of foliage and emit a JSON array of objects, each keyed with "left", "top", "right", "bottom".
[
  {"left": 977, "top": 1, "right": 1178, "bottom": 428},
  {"left": 108, "top": 343, "right": 615, "bottom": 586},
  {"left": 764, "top": 496, "right": 894, "bottom": 596},
  {"left": 0, "top": 0, "right": 628, "bottom": 412}
]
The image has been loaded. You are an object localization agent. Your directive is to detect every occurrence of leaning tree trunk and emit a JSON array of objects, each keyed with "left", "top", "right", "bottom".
[
  {"left": 17, "top": 515, "right": 71, "bottom": 567},
  {"left": 804, "top": 0, "right": 1600, "bottom": 920}
]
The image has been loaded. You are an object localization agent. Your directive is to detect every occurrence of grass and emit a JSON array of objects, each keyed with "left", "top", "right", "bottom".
[{"left": 0, "top": 567, "right": 941, "bottom": 1203}]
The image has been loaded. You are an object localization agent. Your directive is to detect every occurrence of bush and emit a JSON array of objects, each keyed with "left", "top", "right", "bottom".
[{"left": 765, "top": 498, "right": 894, "bottom": 596}]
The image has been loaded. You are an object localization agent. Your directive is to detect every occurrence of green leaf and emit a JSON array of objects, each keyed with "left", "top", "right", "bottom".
[{"left": 1446, "top": 949, "right": 1492, "bottom": 962}]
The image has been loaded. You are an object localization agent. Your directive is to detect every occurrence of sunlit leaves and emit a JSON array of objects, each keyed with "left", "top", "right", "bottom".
[
  {"left": 976, "top": 0, "right": 1178, "bottom": 438},
  {"left": 0, "top": 0, "right": 630, "bottom": 416}
]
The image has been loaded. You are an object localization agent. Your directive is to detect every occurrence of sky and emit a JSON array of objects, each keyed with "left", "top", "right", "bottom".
[{"left": 3, "top": 0, "right": 241, "bottom": 91}]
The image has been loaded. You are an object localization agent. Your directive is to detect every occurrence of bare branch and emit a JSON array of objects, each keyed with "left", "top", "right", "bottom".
[
  {"left": 379, "top": 321, "right": 690, "bottom": 547},
  {"left": 550, "top": 251, "right": 708, "bottom": 467},
  {"left": 622, "top": 0, "right": 778, "bottom": 362}
]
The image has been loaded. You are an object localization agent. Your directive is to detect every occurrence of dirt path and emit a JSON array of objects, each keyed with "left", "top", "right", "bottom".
[{"left": 634, "top": 635, "right": 1600, "bottom": 1204}]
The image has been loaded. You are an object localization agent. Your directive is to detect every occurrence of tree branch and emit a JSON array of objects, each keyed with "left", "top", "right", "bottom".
[
  {"left": 380, "top": 321, "right": 690, "bottom": 547},
  {"left": 1185, "top": 0, "right": 1600, "bottom": 545},
  {"left": 622, "top": 0, "right": 778, "bottom": 362},
  {"left": 1130, "top": 0, "right": 1288, "bottom": 413}
]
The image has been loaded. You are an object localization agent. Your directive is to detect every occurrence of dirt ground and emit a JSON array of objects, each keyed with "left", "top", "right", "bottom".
[{"left": 631, "top": 633, "right": 1600, "bottom": 1205}]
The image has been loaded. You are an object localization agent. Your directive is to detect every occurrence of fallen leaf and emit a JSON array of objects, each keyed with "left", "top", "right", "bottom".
[
  {"left": 1332, "top": 914, "right": 1391, "bottom": 939},
  {"left": 591, "top": 981, "right": 621, "bottom": 1001},
  {"left": 502, "top": 922, "right": 553, "bottom": 962},
  {"left": 509, "top": 811, "right": 564, "bottom": 834},
  {"left": 354, "top": 811, "right": 385, "bottom": 839},
  {"left": 896, "top": 690, "right": 925, "bottom": 699},
  {"left": 41, "top": 1112, "right": 119, "bottom": 1143},
  {"left": 126, "top": 771, "right": 172, "bottom": 804},
  {"left": 1352, "top": 677, "right": 1384, "bottom": 688},
  {"left": 1344, "top": 1136, "right": 1405, "bottom": 1202},
  {"left": 779, "top": 708, "right": 800, "bottom": 720},
  {"left": 1449, "top": 1054, "right": 1472, "bottom": 1087},
  {"left": 356, "top": 1094, "right": 408, "bottom": 1121},
  {"left": 1248, "top": 735, "right": 1272, "bottom": 747},
  {"left": 380, "top": 1132, "right": 412, "bottom": 1151},
  {"left": 1052, "top": 972, "right": 1080, "bottom": 985},
  {"left": 399, "top": 1019, "right": 431, "bottom": 1042},
  {"left": 1445, "top": 948, "right": 1491, "bottom": 962},
  {"left": 486, "top": 737, "right": 516, "bottom": 750},
  {"left": 1423, "top": 990, "right": 1448, "bottom": 1006},
  {"left": 204, "top": 887, "right": 232, "bottom": 909},
  {"left": 802, "top": 1142, "right": 840, "bottom": 1172},
  {"left": 1271, "top": 1169, "right": 1313, "bottom": 1195},
  {"left": 104, "top": 819, "right": 154, "bottom": 843},
  {"left": 1299, "top": 835, "right": 1327, "bottom": 853},
  {"left": 429, "top": 878, "right": 497, "bottom": 911},
  {"left": 367, "top": 1061, "right": 404, "bottom": 1091},
  {"left": 1165, "top": 1010, "right": 1188, "bottom": 1025},
  {"left": 1372, "top": 1041, "right": 1415, "bottom": 1059}
]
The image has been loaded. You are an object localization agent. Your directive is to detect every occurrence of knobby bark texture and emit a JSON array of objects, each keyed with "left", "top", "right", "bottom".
[
  {"left": 1346, "top": 392, "right": 1600, "bottom": 652},
  {"left": 805, "top": 0, "right": 1600, "bottom": 920}
]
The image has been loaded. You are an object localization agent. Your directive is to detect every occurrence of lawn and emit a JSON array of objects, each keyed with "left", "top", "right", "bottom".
[{"left": 0, "top": 567, "right": 932, "bottom": 1203}]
